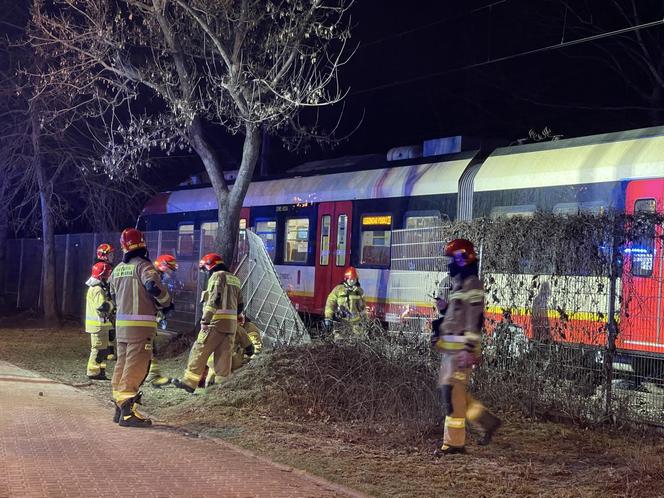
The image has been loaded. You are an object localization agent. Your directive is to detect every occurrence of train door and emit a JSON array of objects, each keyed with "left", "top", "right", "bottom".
[
  {"left": 621, "top": 179, "right": 664, "bottom": 354},
  {"left": 314, "top": 201, "right": 353, "bottom": 314}
]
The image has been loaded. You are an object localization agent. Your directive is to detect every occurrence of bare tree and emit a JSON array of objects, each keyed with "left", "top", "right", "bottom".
[{"left": 32, "top": 0, "right": 354, "bottom": 262}]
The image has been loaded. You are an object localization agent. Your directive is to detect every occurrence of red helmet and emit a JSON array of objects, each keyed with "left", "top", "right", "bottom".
[
  {"left": 120, "top": 228, "right": 146, "bottom": 253},
  {"left": 91, "top": 262, "right": 113, "bottom": 281},
  {"left": 155, "top": 254, "right": 178, "bottom": 274},
  {"left": 96, "top": 243, "right": 115, "bottom": 262},
  {"left": 199, "top": 253, "right": 224, "bottom": 271},
  {"left": 344, "top": 266, "right": 358, "bottom": 281},
  {"left": 444, "top": 238, "right": 477, "bottom": 267}
]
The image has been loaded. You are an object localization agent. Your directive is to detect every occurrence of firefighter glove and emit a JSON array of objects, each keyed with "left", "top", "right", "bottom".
[{"left": 245, "top": 344, "right": 255, "bottom": 357}]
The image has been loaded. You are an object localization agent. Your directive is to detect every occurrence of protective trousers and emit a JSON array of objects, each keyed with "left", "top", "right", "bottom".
[
  {"left": 111, "top": 338, "right": 153, "bottom": 406},
  {"left": 442, "top": 369, "right": 492, "bottom": 448},
  {"left": 182, "top": 328, "right": 235, "bottom": 389},
  {"left": 87, "top": 331, "right": 109, "bottom": 376}
]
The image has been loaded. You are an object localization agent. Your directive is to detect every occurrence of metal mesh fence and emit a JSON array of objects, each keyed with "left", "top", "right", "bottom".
[
  {"left": 3, "top": 228, "right": 307, "bottom": 347},
  {"left": 388, "top": 214, "right": 664, "bottom": 427},
  {"left": 236, "top": 230, "right": 309, "bottom": 347}
]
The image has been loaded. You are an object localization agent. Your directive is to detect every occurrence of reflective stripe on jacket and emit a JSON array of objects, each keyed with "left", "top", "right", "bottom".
[
  {"left": 201, "top": 271, "right": 243, "bottom": 334},
  {"left": 324, "top": 283, "right": 365, "bottom": 321},
  {"left": 84, "top": 284, "right": 113, "bottom": 333},
  {"left": 110, "top": 257, "right": 171, "bottom": 343}
]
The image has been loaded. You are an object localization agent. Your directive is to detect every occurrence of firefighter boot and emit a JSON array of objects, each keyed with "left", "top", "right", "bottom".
[
  {"left": 118, "top": 393, "right": 152, "bottom": 428},
  {"left": 106, "top": 345, "right": 116, "bottom": 362},
  {"left": 113, "top": 403, "right": 121, "bottom": 423},
  {"left": 171, "top": 378, "right": 195, "bottom": 394},
  {"left": 88, "top": 368, "right": 108, "bottom": 381},
  {"left": 146, "top": 360, "right": 170, "bottom": 388},
  {"left": 433, "top": 444, "right": 466, "bottom": 457},
  {"left": 476, "top": 412, "right": 502, "bottom": 446}
]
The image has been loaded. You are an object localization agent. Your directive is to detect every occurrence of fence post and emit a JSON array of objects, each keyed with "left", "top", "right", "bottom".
[
  {"left": 604, "top": 217, "right": 618, "bottom": 420},
  {"left": 16, "top": 239, "right": 24, "bottom": 309},
  {"left": 61, "top": 234, "right": 70, "bottom": 315},
  {"left": 194, "top": 229, "right": 205, "bottom": 324}
]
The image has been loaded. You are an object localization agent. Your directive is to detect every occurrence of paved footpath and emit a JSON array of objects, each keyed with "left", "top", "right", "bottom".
[{"left": 0, "top": 361, "right": 366, "bottom": 498}]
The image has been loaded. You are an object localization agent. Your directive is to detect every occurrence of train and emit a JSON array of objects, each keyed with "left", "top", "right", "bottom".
[{"left": 138, "top": 125, "right": 664, "bottom": 373}]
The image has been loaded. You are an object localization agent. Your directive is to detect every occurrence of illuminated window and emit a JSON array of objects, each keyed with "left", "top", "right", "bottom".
[
  {"left": 631, "top": 199, "right": 656, "bottom": 277},
  {"left": 405, "top": 213, "right": 440, "bottom": 229},
  {"left": 284, "top": 218, "right": 309, "bottom": 263},
  {"left": 319, "top": 215, "right": 331, "bottom": 266},
  {"left": 201, "top": 222, "right": 218, "bottom": 253},
  {"left": 553, "top": 201, "right": 607, "bottom": 215},
  {"left": 336, "top": 214, "right": 348, "bottom": 266},
  {"left": 490, "top": 205, "right": 536, "bottom": 219},
  {"left": 177, "top": 224, "right": 194, "bottom": 256},
  {"left": 360, "top": 214, "right": 391, "bottom": 266},
  {"left": 256, "top": 220, "right": 277, "bottom": 261}
]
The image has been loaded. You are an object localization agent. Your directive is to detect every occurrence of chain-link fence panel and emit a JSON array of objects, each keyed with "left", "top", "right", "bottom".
[{"left": 236, "top": 230, "right": 309, "bottom": 348}]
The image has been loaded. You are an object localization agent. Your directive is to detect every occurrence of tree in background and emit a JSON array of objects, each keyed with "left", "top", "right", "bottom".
[{"left": 33, "top": 0, "right": 354, "bottom": 262}]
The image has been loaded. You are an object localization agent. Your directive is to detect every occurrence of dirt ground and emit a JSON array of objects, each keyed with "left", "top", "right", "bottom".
[{"left": 1, "top": 325, "right": 663, "bottom": 498}]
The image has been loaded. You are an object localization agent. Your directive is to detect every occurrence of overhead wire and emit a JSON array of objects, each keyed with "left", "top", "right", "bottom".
[{"left": 352, "top": 16, "right": 664, "bottom": 95}]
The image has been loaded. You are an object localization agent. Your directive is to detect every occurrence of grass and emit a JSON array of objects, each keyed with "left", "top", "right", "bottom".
[{"left": 0, "top": 325, "right": 662, "bottom": 497}]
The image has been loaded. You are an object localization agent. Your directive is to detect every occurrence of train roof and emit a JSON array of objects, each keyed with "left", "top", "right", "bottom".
[
  {"left": 143, "top": 154, "right": 476, "bottom": 215},
  {"left": 475, "top": 125, "right": 664, "bottom": 192}
]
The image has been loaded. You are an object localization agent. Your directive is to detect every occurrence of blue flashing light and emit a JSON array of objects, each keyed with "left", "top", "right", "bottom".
[{"left": 623, "top": 247, "right": 651, "bottom": 255}]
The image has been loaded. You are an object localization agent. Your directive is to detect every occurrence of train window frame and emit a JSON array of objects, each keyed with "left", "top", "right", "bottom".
[
  {"left": 283, "top": 217, "right": 310, "bottom": 264},
  {"left": 359, "top": 212, "right": 392, "bottom": 268},
  {"left": 176, "top": 223, "right": 195, "bottom": 257},
  {"left": 336, "top": 214, "right": 348, "bottom": 267},
  {"left": 403, "top": 210, "right": 441, "bottom": 229},
  {"left": 319, "top": 215, "right": 331, "bottom": 266},
  {"left": 490, "top": 204, "right": 536, "bottom": 219},
  {"left": 255, "top": 218, "right": 277, "bottom": 262},
  {"left": 631, "top": 198, "right": 657, "bottom": 278}
]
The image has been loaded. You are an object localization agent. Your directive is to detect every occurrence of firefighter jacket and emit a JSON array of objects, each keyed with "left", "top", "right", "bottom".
[
  {"left": 436, "top": 274, "right": 484, "bottom": 382},
  {"left": 324, "top": 283, "right": 365, "bottom": 321},
  {"left": 201, "top": 270, "right": 244, "bottom": 334},
  {"left": 84, "top": 282, "right": 114, "bottom": 333},
  {"left": 109, "top": 257, "right": 171, "bottom": 343}
]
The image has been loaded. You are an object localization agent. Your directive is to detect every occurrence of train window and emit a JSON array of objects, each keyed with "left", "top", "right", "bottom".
[
  {"left": 631, "top": 199, "right": 656, "bottom": 277},
  {"left": 177, "top": 224, "right": 194, "bottom": 257},
  {"left": 404, "top": 211, "right": 440, "bottom": 229},
  {"left": 201, "top": 222, "right": 218, "bottom": 253},
  {"left": 553, "top": 201, "right": 607, "bottom": 215},
  {"left": 360, "top": 214, "right": 392, "bottom": 266},
  {"left": 320, "top": 215, "right": 331, "bottom": 266},
  {"left": 336, "top": 214, "right": 348, "bottom": 266},
  {"left": 490, "top": 205, "right": 536, "bottom": 219},
  {"left": 284, "top": 218, "right": 309, "bottom": 263},
  {"left": 256, "top": 220, "right": 277, "bottom": 261}
]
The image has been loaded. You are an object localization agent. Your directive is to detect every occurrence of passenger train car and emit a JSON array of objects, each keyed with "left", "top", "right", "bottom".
[{"left": 139, "top": 126, "right": 664, "bottom": 367}]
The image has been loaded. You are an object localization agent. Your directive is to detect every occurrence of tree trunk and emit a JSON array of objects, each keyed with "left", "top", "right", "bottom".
[
  {"left": 31, "top": 107, "right": 58, "bottom": 321},
  {"left": 188, "top": 117, "right": 262, "bottom": 265},
  {"left": 218, "top": 125, "right": 262, "bottom": 265}
]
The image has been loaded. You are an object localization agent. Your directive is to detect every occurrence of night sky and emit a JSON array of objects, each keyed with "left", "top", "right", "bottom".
[{"left": 280, "top": 0, "right": 664, "bottom": 167}]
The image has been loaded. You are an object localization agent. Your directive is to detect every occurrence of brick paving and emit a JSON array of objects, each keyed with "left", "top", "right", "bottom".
[{"left": 0, "top": 361, "right": 366, "bottom": 498}]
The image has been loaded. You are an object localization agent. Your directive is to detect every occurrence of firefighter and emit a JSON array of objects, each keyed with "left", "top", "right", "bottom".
[
  {"left": 434, "top": 239, "right": 501, "bottom": 456},
  {"left": 324, "top": 267, "right": 366, "bottom": 339},
  {"left": 109, "top": 228, "right": 172, "bottom": 428},
  {"left": 144, "top": 254, "right": 178, "bottom": 388},
  {"left": 205, "top": 314, "right": 261, "bottom": 386},
  {"left": 172, "top": 253, "right": 244, "bottom": 393},
  {"left": 84, "top": 262, "right": 114, "bottom": 380},
  {"left": 96, "top": 243, "right": 117, "bottom": 361}
]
